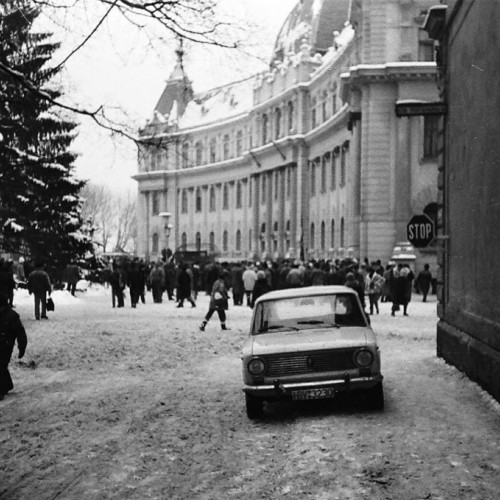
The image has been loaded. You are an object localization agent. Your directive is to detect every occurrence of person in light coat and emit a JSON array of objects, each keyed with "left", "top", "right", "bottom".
[
  {"left": 365, "top": 266, "right": 385, "bottom": 315},
  {"left": 242, "top": 265, "right": 257, "bottom": 308}
]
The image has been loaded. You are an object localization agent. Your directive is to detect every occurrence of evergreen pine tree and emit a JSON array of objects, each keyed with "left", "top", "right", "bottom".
[{"left": 0, "top": 0, "right": 93, "bottom": 271}]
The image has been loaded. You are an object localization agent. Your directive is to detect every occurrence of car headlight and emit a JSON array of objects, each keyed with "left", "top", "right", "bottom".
[
  {"left": 355, "top": 349, "right": 374, "bottom": 368},
  {"left": 248, "top": 358, "right": 266, "bottom": 376}
]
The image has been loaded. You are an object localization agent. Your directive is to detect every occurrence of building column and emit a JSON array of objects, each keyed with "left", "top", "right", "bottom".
[
  {"left": 266, "top": 171, "right": 273, "bottom": 259},
  {"left": 251, "top": 174, "right": 260, "bottom": 259},
  {"left": 395, "top": 116, "right": 413, "bottom": 240},
  {"left": 278, "top": 167, "right": 286, "bottom": 257}
]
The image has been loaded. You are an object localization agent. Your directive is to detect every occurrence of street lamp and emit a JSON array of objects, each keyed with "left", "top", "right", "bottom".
[{"left": 159, "top": 212, "right": 173, "bottom": 253}]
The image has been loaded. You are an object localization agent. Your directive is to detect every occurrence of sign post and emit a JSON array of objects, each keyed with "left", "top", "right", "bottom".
[{"left": 407, "top": 214, "right": 435, "bottom": 248}]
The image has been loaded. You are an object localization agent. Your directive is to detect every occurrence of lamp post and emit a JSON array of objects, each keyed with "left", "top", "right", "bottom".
[{"left": 159, "top": 212, "right": 173, "bottom": 256}]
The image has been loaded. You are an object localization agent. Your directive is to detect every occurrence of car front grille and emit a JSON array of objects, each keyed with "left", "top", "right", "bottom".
[{"left": 264, "top": 348, "right": 357, "bottom": 378}]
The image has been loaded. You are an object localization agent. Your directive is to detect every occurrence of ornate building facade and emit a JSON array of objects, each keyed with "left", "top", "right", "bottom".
[{"left": 134, "top": 0, "right": 440, "bottom": 266}]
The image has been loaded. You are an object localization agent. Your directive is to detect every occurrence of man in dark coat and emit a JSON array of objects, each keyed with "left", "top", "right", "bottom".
[
  {"left": 0, "top": 295, "right": 27, "bottom": 400},
  {"left": 230, "top": 263, "right": 244, "bottom": 306},
  {"left": 127, "top": 261, "right": 145, "bottom": 308},
  {"left": 176, "top": 263, "right": 196, "bottom": 307},
  {"left": 27, "top": 262, "right": 52, "bottom": 320},
  {"left": 415, "top": 263, "right": 433, "bottom": 302}
]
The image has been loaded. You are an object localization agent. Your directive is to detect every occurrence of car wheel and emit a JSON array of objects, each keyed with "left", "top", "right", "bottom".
[
  {"left": 245, "top": 393, "right": 264, "bottom": 419},
  {"left": 366, "top": 382, "right": 384, "bottom": 411}
]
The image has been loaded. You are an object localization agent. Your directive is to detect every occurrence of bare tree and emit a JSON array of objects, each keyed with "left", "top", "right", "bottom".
[{"left": 114, "top": 190, "right": 136, "bottom": 252}]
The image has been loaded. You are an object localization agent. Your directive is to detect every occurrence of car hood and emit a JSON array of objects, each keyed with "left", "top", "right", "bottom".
[{"left": 250, "top": 327, "right": 373, "bottom": 356}]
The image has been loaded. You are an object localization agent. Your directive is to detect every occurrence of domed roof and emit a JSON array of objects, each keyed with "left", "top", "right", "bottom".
[{"left": 271, "top": 0, "right": 351, "bottom": 63}]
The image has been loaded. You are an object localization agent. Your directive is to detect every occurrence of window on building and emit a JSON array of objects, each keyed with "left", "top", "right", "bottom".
[
  {"left": 195, "top": 141, "right": 203, "bottom": 165},
  {"left": 310, "top": 223, "right": 315, "bottom": 249},
  {"left": 195, "top": 188, "right": 202, "bottom": 212},
  {"left": 262, "top": 113, "right": 269, "bottom": 144},
  {"left": 332, "top": 82, "right": 338, "bottom": 114},
  {"left": 151, "top": 191, "right": 159, "bottom": 216},
  {"left": 249, "top": 126, "right": 253, "bottom": 149},
  {"left": 248, "top": 178, "right": 252, "bottom": 207},
  {"left": 311, "top": 97, "right": 317, "bottom": 128},
  {"left": 275, "top": 107, "right": 281, "bottom": 139},
  {"left": 340, "top": 142, "right": 349, "bottom": 187},
  {"left": 286, "top": 167, "right": 291, "bottom": 198},
  {"left": 151, "top": 149, "right": 156, "bottom": 171},
  {"left": 331, "top": 149, "right": 338, "bottom": 191},
  {"left": 236, "top": 182, "right": 242, "bottom": 208},
  {"left": 322, "top": 91, "right": 328, "bottom": 122},
  {"left": 209, "top": 231, "right": 215, "bottom": 251},
  {"left": 223, "top": 230, "right": 228, "bottom": 252},
  {"left": 274, "top": 171, "right": 279, "bottom": 199},
  {"left": 261, "top": 174, "right": 266, "bottom": 204},
  {"left": 249, "top": 229, "right": 252, "bottom": 251},
  {"left": 287, "top": 100, "right": 294, "bottom": 132},
  {"left": 182, "top": 142, "right": 189, "bottom": 168},
  {"left": 223, "top": 134, "right": 230, "bottom": 160},
  {"left": 181, "top": 232, "right": 187, "bottom": 249},
  {"left": 196, "top": 232, "right": 201, "bottom": 251},
  {"left": 286, "top": 220, "right": 291, "bottom": 251},
  {"left": 321, "top": 221, "right": 326, "bottom": 250},
  {"left": 310, "top": 160, "right": 317, "bottom": 196},
  {"left": 236, "top": 229, "right": 241, "bottom": 251},
  {"left": 209, "top": 186, "right": 216, "bottom": 212},
  {"left": 423, "top": 115, "right": 439, "bottom": 159},
  {"left": 236, "top": 130, "right": 243, "bottom": 156},
  {"left": 331, "top": 219, "right": 335, "bottom": 248},
  {"left": 152, "top": 233, "right": 159, "bottom": 253},
  {"left": 209, "top": 138, "right": 216, "bottom": 163},
  {"left": 340, "top": 217, "right": 345, "bottom": 247},
  {"left": 223, "top": 183, "right": 229, "bottom": 209},
  {"left": 181, "top": 189, "right": 188, "bottom": 213},
  {"left": 321, "top": 155, "right": 327, "bottom": 193}
]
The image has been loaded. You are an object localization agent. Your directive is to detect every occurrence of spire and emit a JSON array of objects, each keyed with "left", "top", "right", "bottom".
[{"left": 154, "top": 40, "right": 193, "bottom": 118}]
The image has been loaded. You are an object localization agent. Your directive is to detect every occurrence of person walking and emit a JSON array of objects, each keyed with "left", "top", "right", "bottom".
[
  {"left": 176, "top": 263, "right": 196, "bottom": 308},
  {"left": 230, "top": 262, "right": 245, "bottom": 306},
  {"left": 64, "top": 262, "right": 81, "bottom": 296},
  {"left": 148, "top": 263, "right": 165, "bottom": 303},
  {"left": 109, "top": 263, "right": 125, "bottom": 308},
  {"left": 345, "top": 272, "right": 365, "bottom": 311},
  {"left": 415, "top": 263, "right": 433, "bottom": 302},
  {"left": 27, "top": 262, "right": 52, "bottom": 320},
  {"left": 0, "top": 295, "right": 28, "bottom": 401},
  {"left": 199, "top": 272, "right": 230, "bottom": 331},
  {"left": 365, "top": 266, "right": 385, "bottom": 315},
  {"left": 391, "top": 265, "right": 414, "bottom": 316}
]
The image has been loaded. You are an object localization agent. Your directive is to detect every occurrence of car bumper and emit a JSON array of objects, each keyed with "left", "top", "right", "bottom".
[{"left": 243, "top": 374, "right": 383, "bottom": 399}]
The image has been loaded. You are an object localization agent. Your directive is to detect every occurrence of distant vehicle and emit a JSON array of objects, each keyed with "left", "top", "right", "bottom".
[{"left": 241, "top": 286, "right": 384, "bottom": 419}]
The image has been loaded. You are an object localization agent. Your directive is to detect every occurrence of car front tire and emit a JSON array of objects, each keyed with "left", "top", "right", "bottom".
[
  {"left": 245, "top": 393, "right": 264, "bottom": 419},
  {"left": 366, "top": 382, "right": 384, "bottom": 411}
]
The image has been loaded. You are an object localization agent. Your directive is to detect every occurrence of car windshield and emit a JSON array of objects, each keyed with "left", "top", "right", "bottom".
[{"left": 252, "top": 293, "right": 367, "bottom": 335}]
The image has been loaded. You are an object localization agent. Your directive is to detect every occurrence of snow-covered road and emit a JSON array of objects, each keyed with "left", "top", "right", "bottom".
[{"left": 1, "top": 287, "right": 499, "bottom": 499}]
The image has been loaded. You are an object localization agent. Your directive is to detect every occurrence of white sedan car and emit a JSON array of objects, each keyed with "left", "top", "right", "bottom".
[{"left": 241, "top": 286, "right": 384, "bottom": 418}]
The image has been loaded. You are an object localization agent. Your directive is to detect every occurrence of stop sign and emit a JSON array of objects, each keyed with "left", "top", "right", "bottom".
[{"left": 407, "top": 214, "right": 435, "bottom": 248}]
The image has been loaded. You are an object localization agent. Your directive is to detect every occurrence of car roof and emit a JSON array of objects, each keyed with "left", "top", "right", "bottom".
[{"left": 254, "top": 285, "right": 356, "bottom": 304}]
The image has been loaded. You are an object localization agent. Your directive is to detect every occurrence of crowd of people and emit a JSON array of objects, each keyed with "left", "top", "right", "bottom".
[{"left": 0, "top": 253, "right": 435, "bottom": 401}]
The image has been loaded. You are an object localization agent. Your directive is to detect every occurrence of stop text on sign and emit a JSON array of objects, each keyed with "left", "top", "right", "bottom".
[{"left": 408, "top": 222, "right": 433, "bottom": 240}]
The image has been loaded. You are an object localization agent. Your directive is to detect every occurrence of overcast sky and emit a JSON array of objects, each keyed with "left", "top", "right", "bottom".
[{"left": 39, "top": 0, "right": 297, "bottom": 192}]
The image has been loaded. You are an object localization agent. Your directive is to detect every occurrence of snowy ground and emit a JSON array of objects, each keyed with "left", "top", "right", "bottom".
[{"left": 1, "top": 286, "right": 499, "bottom": 499}]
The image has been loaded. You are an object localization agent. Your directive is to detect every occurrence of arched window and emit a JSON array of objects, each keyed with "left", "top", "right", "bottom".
[
  {"left": 195, "top": 142, "right": 203, "bottom": 165},
  {"left": 332, "top": 82, "right": 338, "bottom": 114},
  {"left": 182, "top": 142, "right": 189, "bottom": 168},
  {"left": 152, "top": 233, "right": 159, "bottom": 253},
  {"left": 236, "top": 130, "right": 243, "bottom": 156},
  {"left": 261, "top": 175, "right": 266, "bottom": 204},
  {"left": 195, "top": 188, "right": 202, "bottom": 212},
  {"left": 340, "top": 141, "right": 349, "bottom": 187},
  {"left": 236, "top": 182, "right": 242, "bottom": 208},
  {"left": 209, "top": 231, "right": 215, "bottom": 251},
  {"left": 310, "top": 223, "right": 315, "bottom": 249},
  {"left": 331, "top": 219, "right": 335, "bottom": 248},
  {"left": 223, "top": 230, "right": 228, "bottom": 251},
  {"left": 274, "top": 170, "right": 279, "bottom": 199},
  {"left": 223, "top": 134, "right": 230, "bottom": 160},
  {"left": 322, "top": 90, "right": 328, "bottom": 122},
  {"left": 249, "top": 229, "right": 252, "bottom": 251},
  {"left": 223, "top": 183, "right": 229, "bottom": 209},
  {"left": 274, "top": 107, "right": 281, "bottom": 139},
  {"left": 287, "top": 100, "right": 294, "bottom": 132},
  {"left": 262, "top": 113, "right": 269, "bottom": 144},
  {"left": 181, "top": 189, "right": 188, "bottom": 213},
  {"left": 311, "top": 97, "right": 317, "bottom": 128},
  {"left": 340, "top": 217, "right": 345, "bottom": 247},
  {"left": 209, "top": 138, "right": 216, "bottom": 163},
  {"left": 321, "top": 221, "right": 326, "bottom": 250},
  {"left": 310, "top": 160, "right": 317, "bottom": 196},
  {"left": 321, "top": 155, "right": 327, "bottom": 193},
  {"left": 236, "top": 229, "right": 241, "bottom": 251},
  {"left": 181, "top": 232, "right": 187, "bottom": 249},
  {"left": 196, "top": 232, "right": 201, "bottom": 251},
  {"left": 209, "top": 186, "right": 216, "bottom": 211}
]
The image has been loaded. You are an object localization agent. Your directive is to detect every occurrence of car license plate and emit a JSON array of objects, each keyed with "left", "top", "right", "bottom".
[{"left": 291, "top": 387, "right": 335, "bottom": 401}]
